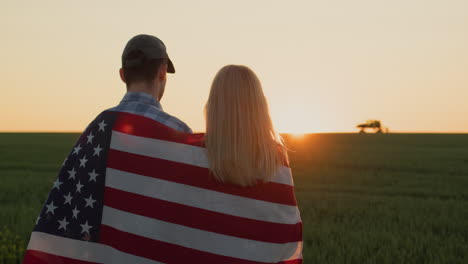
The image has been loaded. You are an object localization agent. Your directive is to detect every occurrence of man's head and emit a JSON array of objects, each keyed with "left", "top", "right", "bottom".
[{"left": 119, "top": 34, "right": 175, "bottom": 101}]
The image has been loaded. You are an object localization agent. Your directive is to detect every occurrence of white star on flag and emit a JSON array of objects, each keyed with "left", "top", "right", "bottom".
[
  {"left": 84, "top": 195, "right": 96, "bottom": 208},
  {"left": 79, "top": 155, "right": 88, "bottom": 168},
  {"left": 62, "top": 158, "right": 67, "bottom": 167},
  {"left": 67, "top": 167, "right": 77, "bottom": 180},
  {"left": 36, "top": 216, "right": 40, "bottom": 225},
  {"left": 80, "top": 220, "right": 92, "bottom": 234},
  {"left": 93, "top": 144, "right": 103, "bottom": 157},
  {"left": 72, "top": 144, "right": 82, "bottom": 155},
  {"left": 63, "top": 192, "right": 73, "bottom": 205},
  {"left": 53, "top": 179, "right": 62, "bottom": 190},
  {"left": 58, "top": 217, "right": 69, "bottom": 231},
  {"left": 72, "top": 206, "right": 80, "bottom": 219},
  {"left": 98, "top": 120, "right": 107, "bottom": 132},
  {"left": 87, "top": 132, "right": 94, "bottom": 144},
  {"left": 45, "top": 201, "right": 58, "bottom": 215},
  {"left": 76, "top": 181, "right": 84, "bottom": 193},
  {"left": 88, "top": 169, "right": 99, "bottom": 182}
]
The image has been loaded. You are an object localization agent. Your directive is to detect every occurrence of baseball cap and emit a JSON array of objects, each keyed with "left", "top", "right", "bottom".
[{"left": 122, "top": 34, "right": 175, "bottom": 73}]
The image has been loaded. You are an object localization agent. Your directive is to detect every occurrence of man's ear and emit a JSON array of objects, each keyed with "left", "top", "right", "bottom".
[
  {"left": 119, "top": 68, "right": 126, "bottom": 83},
  {"left": 158, "top": 64, "right": 168, "bottom": 81}
]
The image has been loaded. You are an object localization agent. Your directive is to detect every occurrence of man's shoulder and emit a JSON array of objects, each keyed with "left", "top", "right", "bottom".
[
  {"left": 105, "top": 105, "right": 192, "bottom": 133},
  {"left": 163, "top": 114, "right": 193, "bottom": 134}
]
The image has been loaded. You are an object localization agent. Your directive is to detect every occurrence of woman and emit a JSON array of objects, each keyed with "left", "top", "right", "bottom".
[
  {"left": 203, "top": 65, "right": 303, "bottom": 262},
  {"left": 205, "top": 65, "right": 289, "bottom": 187},
  {"left": 202, "top": 65, "right": 302, "bottom": 262}
]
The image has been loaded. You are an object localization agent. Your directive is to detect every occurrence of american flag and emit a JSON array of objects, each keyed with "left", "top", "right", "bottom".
[{"left": 23, "top": 111, "right": 303, "bottom": 264}]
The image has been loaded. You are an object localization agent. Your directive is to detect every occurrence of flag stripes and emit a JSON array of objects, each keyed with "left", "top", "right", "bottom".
[
  {"left": 107, "top": 148, "right": 295, "bottom": 205},
  {"left": 101, "top": 206, "right": 302, "bottom": 263},
  {"left": 103, "top": 187, "right": 302, "bottom": 243},
  {"left": 26, "top": 232, "right": 162, "bottom": 264},
  {"left": 23, "top": 251, "right": 97, "bottom": 264},
  {"left": 100, "top": 226, "right": 302, "bottom": 264},
  {"left": 109, "top": 130, "right": 294, "bottom": 186},
  {"left": 105, "top": 167, "right": 300, "bottom": 224}
]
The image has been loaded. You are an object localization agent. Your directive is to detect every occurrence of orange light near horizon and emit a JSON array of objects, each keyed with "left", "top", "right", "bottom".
[{"left": 290, "top": 133, "right": 305, "bottom": 139}]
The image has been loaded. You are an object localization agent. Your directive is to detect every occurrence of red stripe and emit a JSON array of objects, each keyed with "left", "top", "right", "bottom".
[
  {"left": 104, "top": 187, "right": 302, "bottom": 243},
  {"left": 110, "top": 111, "right": 290, "bottom": 167},
  {"left": 111, "top": 111, "right": 205, "bottom": 147},
  {"left": 99, "top": 225, "right": 300, "bottom": 264},
  {"left": 107, "top": 149, "right": 297, "bottom": 206},
  {"left": 22, "top": 250, "right": 98, "bottom": 264}
]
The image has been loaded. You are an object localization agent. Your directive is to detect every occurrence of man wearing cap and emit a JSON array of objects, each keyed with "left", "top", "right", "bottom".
[
  {"left": 21, "top": 34, "right": 196, "bottom": 263},
  {"left": 110, "top": 34, "right": 192, "bottom": 133}
]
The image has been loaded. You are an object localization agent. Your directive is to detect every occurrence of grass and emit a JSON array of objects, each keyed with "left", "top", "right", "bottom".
[
  {"left": 287, "top": 133, "right": 468, "bottom": 263},
  {"left": 0, "top": 133, "right": 79, "bottom": 262},
  {"left": 1, "top": 133, "right": 468, "bottom": 263}
]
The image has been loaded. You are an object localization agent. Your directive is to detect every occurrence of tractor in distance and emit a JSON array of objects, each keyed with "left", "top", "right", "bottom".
[{"left": 357, "top": 120, "right": 389, "bottom": 133}]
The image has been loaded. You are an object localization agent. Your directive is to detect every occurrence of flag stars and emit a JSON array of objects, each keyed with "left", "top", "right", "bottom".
[
  {"left": 86, "top": 132, "right": 94, "bottom": 144},
  {"left": 63, "top": 192, "right": 73, "bottom": 205},
  {"left": 84, "top": 195, "right": 96, "bottom": 208},
  {"left": 80, "top": 220, "right": 92, "bottom": 234},
  {"left": 53, "top": 179, "right": 63, "bottom": 190},
  {"left": 93, "top": 144, "right": 103, "bottom": 157},
  {"left": 88, "top": 169, "right": 99, "bottom": 182},
  {"left": 98, "top": 120, "right": 107, "bottom": 132},
  {"left": 72, "top": 144, "right": 82, "bottom": 155},
  {"left": 67, "top": 167, "right": 77, "bottom": 180},
  {"left": 76, "top": 181, "right": 84, "bottom": 193},
  {"left": 62, "top": 158, "right": 67, "bottom": 167},
  {"left": 58, "top": 217, "right": 69, "bottom": 231},
  {"left": 36, "top": 216, "right": 40, "bottom": 225},
  {"left": 79, "top": 155, "right": 88, "bottom": 168},
  {"left": 45, "top": 201, "right": 58, "bottom": 215},
  {"left": 72, "top": 206, "right": 80, "bottom": 219}
]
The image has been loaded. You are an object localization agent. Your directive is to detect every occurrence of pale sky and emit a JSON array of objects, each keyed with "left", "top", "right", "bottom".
[{"left": 1, "top": 0, "right": 467, "bottom": 133}]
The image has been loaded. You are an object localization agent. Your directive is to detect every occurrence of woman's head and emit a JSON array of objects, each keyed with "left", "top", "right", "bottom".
[{"left": 205, "top": 65, "right": 287, "bottom": 187}]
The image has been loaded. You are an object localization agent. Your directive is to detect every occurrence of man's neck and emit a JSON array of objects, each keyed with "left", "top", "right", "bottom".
[{"left": 127, "top": 83, "right": 160, "bottom": 101}]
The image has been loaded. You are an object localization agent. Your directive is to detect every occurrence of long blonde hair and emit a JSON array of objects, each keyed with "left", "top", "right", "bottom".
[{"left": 205, "top": 65, "right": 288, "bottom": 187}]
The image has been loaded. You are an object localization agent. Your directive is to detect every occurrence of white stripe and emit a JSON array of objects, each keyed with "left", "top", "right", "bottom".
[
  {"left": 110, "top": 131, "right": 293, "bottom": 186},
  {"left": 275, "top": 166, "right": 294, "bottom": 185},
  {"left": 27, "top": 231, "right": 162, "bottom": 264},
  {"left": 102, "top": 206, "right": 303, "bottom": 263},
  {"left": 106, "top": 168, "right": 300, "bottom": 225}
]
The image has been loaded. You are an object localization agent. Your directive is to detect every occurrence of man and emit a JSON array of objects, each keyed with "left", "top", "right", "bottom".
[
  {"left": 112, "top": 34, "right": 192, "bottom": 133},
  {"left": 22, "top": 34, "right": 198, "bottom": 262}
]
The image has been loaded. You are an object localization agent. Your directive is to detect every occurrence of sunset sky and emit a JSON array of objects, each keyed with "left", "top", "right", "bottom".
[{"left": 1, "top": 0, "right": 467, "bottom": 133}]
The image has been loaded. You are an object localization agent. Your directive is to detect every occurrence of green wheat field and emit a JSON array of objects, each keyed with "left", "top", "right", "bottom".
[{"left": 1, "top": 133, "right": 468, "bottom": 263}]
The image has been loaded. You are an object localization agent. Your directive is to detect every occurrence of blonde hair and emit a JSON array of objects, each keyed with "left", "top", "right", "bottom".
[{"left": 205, "top": 65, "right": 288, "bottom": 187}]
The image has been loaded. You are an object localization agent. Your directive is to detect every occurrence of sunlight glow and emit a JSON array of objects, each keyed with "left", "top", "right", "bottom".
[{"left": 290, "top": 133, "right": 305, "bottom": 139}]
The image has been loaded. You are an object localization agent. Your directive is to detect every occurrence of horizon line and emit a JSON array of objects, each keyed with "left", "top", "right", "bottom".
[{"left": 1, "top": 131, "right": 468, "bottom": 134}]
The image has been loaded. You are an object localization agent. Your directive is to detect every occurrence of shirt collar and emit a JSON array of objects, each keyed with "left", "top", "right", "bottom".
[{"left": 120, "top": 92, "right": 163, "bottom": 110}]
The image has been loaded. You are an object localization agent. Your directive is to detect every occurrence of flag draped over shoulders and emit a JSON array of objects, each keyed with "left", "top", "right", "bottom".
[{"left": 22, "top": 111, "right": 303, "bottom": 264}]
